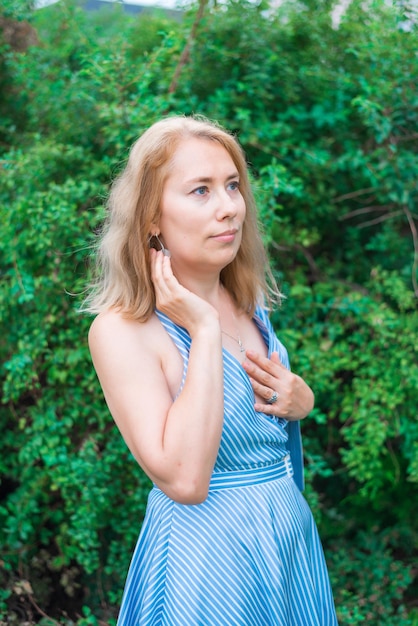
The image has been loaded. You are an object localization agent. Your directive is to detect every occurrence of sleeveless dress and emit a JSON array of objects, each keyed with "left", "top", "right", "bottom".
[{"left": 117, "top": 306, "right": 338, "bottom": 626}]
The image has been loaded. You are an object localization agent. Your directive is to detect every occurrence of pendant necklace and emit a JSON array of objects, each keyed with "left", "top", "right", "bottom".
[
  {"left": 221, "top": 306, "right": 246, "bottom": 353},
  {"left": 222, "top": 329, "right": 246, "bottom": 352}
]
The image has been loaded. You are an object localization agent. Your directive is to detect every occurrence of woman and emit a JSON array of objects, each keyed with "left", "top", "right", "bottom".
[{"left": 87, "top": 115, "right": 338, "bottom": 625}]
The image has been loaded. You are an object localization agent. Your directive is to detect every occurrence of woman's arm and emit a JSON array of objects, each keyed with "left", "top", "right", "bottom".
[{"left": 89, "top": 252, "right": 224, "bottom": 505}]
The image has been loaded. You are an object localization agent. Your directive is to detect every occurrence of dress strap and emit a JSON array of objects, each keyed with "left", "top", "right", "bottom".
[{"left": 254, "top": 305, "right": 305, "bottom": 493}]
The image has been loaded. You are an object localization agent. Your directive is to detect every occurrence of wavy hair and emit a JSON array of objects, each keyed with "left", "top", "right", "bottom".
[{"left": 83, "top": 115, "right": 280, "bottom": 320}]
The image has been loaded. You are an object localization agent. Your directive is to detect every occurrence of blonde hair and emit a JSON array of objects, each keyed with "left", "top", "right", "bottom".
[{"left": 83, "top": 115, "right": 280, "bottom": 320}]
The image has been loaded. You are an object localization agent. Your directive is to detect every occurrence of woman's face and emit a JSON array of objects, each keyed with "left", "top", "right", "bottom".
[{"left": 158, "top": 137, "right": 246, "bottom": 277}]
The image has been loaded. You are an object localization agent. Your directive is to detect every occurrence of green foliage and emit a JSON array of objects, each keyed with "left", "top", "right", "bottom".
[
  {"left": 0, "top": 0, "right": 417, "bottom": 623},
  {"left": 326, "top": 529, "right": 414, "bottom": 625}
]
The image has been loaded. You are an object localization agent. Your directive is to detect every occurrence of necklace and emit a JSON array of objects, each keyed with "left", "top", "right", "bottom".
[
  {"left": 221, "top": 285, "right": 246, "bottom": 352},
  {"left": 221, "top": 329, "right": 246, "bottom": 352},
  {"left": 221, "top": 300, "right": 246, "bottom": 352}
]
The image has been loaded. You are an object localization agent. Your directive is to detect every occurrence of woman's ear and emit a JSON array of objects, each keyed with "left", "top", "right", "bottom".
[{"left": 148, "top": 233, "right": 170, "bottom": 257}]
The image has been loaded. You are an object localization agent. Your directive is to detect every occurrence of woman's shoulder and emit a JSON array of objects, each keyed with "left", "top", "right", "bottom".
[
  {"left": 88, "top": 308, "right": 184, "bottom": 398},
  {"left": 88, "top": 308, "right": 162, "bottom": 352}
]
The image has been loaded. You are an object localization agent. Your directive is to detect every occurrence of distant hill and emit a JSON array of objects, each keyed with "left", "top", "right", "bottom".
[{"left": 35, "top": 0, "right": 182, "bottom": 17}]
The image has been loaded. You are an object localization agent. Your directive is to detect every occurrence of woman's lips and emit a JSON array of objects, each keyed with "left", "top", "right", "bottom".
[{"left": 211, "top": 229, "right": 238, "bottom": 243}]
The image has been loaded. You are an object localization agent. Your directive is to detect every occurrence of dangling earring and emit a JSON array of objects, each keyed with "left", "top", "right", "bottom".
[{"left": 148, "top": 233, "right": 171, "bottom": 257}]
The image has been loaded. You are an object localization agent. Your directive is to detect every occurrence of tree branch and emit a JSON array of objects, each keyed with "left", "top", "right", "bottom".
[
  {"left": 403, "top": 206, "right": 418, "bottom": 297},
  {"left": 168, "top": 0, "right": 208, "bottom": 95},
  {"left": 355, "top": 210, "right": 403, "bottom": 229},
  {"left": 333, "top": 187, "right": 376, "bottom": 202},
  {"left": 339, "top": 203, "right": 397, "bottom": 220}
]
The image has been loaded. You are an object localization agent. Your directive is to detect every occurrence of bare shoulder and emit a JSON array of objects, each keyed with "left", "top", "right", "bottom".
[
  {"left": 88, "top": 309, "right": 183, "bottom": 401},
  {"left": 88, "top": 308, "right": 161, "bottom": 352},
  {"left": 88, "top": 309, "right": 159, "bottom": 379}
]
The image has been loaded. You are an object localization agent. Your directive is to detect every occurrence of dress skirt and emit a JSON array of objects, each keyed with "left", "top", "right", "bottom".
[{"left": 117, "top": 458, "right": 338, "bottom": 626}]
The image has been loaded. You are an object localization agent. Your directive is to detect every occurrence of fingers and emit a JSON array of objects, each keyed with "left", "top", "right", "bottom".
[
  {"left": 150, "top": 247, "right": 173, "bottom": 282},
  {"left": 242, "top": 350, "right": 292, "bottom": 417},
  {"left": 251, "top": 375, "right": 285, "bottom": 416},
  {"left": 150, "top": 248, "right": 178, "bottom": 305},
  {"left": 254, "top": 399, "right": 280, "bottom": 414},
  {"left": 149, "top": 249, "right": 219, "bottom": 333},
  {"left": 243, "top": 351, "right": 279, "bottom": 409},
  {"left": 150, "top": 249, "right": 187, "bottom": 323},
  {"left": 248, "top": 376, "right": 279, "bottom": 405},
  {"left": 242, "top": 350, "right": 285, "bottom": 387},
  {"left": 245, "top": 350, "right": 285, "bottom": 373},
  {"left": 270, "top": 351, "right": 285, "bottom": 368},
  {"left": 243, "top": 350, "right": 314, "bottom": 420}
]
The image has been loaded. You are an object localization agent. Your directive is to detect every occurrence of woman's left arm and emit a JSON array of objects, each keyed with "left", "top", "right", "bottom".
[{"left": 242, "top": 351, "right": 314, "bottom": 421}]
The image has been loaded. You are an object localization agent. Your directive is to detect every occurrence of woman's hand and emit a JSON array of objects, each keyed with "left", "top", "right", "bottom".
[
  {"left": 147, "top": 248, "right": 224, "bottom": 502},
  {"left": 242, "top": 351, "right": 314, "bottom": 421},
  {"left": 150, "top": 249, "right": 219, "bottom": 335}
]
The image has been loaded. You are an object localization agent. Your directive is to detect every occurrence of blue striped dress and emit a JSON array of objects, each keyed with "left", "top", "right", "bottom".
[{"left": 117, "top": 305, "right": 338, "bottom": 625}]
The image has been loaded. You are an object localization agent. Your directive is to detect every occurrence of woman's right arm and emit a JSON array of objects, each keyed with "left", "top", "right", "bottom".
[{"left": 88, "top": 254, "right": 224, "bottom": 504}]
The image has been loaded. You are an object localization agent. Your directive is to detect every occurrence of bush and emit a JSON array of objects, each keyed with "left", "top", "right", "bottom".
[{"left": 0, "top": 0, "right": 417, "bottom": 622}]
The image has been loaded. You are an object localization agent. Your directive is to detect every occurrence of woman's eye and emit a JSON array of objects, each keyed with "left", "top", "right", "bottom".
[
  {"left": 192, "top": 186, "right": 208, "bottom": 196},
  {"left": 228, "top": 181, "right": 240, "bottom": 191}
]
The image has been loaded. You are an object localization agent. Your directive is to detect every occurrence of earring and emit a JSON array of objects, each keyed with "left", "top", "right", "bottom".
[{"left": 148, "top": 233, "right": 171, "bottom": 257}]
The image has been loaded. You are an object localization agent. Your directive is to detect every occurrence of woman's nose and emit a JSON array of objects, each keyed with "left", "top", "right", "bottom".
[{"left": 214, "top": 189, "right": 238, "bottom": 220}]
